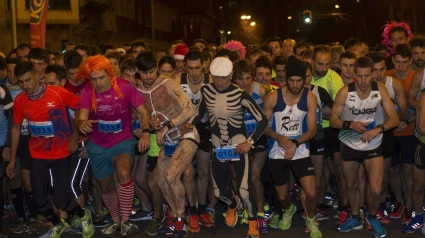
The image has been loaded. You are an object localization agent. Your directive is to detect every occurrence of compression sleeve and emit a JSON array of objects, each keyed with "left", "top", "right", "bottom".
[{"left": 240, "top": 91, "right": 268, "bottom": 143}]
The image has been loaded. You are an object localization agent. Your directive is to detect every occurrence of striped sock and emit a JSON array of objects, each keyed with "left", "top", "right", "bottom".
[
  {"left": 101, "top": 190, "right": 120, "bottom": 223},
  {"left": 118, "top": 180, "right": 135, "bottom": 223}
]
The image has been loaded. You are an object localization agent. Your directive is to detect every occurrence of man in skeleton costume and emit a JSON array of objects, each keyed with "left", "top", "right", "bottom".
[
  {"left": 135, "top": 51, "right": 200, "bottom": 238},
  {"left": 262, "top": 56, "right": 321, "bottom": 238},
  {"left": 330, "top": 57, "right": 399, "bottom": 238},
  {"left": 193, "top": 57, "right": 268, "bottom": 238},
  {"left": 174, "top": 50, "right": 214, "bottom": 230}
]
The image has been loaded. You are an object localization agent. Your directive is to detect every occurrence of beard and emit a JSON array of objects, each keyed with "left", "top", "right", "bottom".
[
  {"left": 414, "top": 60, "right": 425, "bottom": 68},
  {"left": 315, "top": 70, "right": 328, "bottom": 78}
]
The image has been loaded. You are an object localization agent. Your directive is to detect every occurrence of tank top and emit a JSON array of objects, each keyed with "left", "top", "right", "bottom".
[
  {"left": 180, "top": 73, "right": 209, "bottom": 122},
  {"left": 376, "top": 77, "right": 396, "bottom": 123},
  {"left": 244, "top": 82, "right": 263, "bottom": 137},
  {"left": 268, "top": 88, "right": 310, "bottom": 160},
  {"left": 311, "top": 85, "right": 324, "bottom": 140},
  {"left": 339, "top": 82, "right": 383, "bottom": 150}
]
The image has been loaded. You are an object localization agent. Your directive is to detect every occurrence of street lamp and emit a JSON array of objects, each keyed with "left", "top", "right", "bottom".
[
  {"left": 227, "top": 31, "right": 231, "bottom": 34},
  {"left": 250, "top": 22, "right": 256, "bottom": 26},
  {"left": 246, "top": 15, "right": 251, "bottom": 20},
  {"left": 288, "top": 16, "right": 292, "bottom": 20},
  {"left": 241, "top": 15, "right": 251, "bottom": 20},
  {"left": 335, "top": 5, "right": 340, "bottom": 8}
]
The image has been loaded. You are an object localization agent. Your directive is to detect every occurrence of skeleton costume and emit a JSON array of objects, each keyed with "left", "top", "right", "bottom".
[
  {"left": 194, "top": 82, "right": 268, "bottom": 218},
  {"left": 138, "top": 75, "right": 200, "bottom": 216}
]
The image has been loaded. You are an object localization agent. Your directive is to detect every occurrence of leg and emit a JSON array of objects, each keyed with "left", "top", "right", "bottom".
[
  {"left": 299, "top": 175, "right": 317, "bottom": 218},
  {"left": 251, "top": 150, "right": 267, "bottom": 213},
  {"left": 132, "top": 154, "right": 152, "bottom": 212},
  {"left": 148, "top": 166, "right": 163, "bottom": 219},
  {"left": 341, "top": 160, "right": 361, "bottom": 215},
  {"left": 235, "top": 153, "right": 256, "bottom": 218},
  {"left": 113, "top": 154, "right": 135, "bottom": 223},
  {"left": 97, "top": 175, "right": 119, "bottom": 223},
  {"left": 358, "top": 165, "right": 367, "bottom": 208},
  {"left": 363, "top": 157, "right": 384, "bottom": 216},
  {"left": 157, "top": 150, "right": 176, "bottom": 216},
  {"left": 195, "top": 149, "right": 211, "bottom": 213},
  {"left": 311, "top": 154, "right": 325, "bottom": 205},
  {"left": 412, "top": 166, "right": 425, "bottom": 215}
]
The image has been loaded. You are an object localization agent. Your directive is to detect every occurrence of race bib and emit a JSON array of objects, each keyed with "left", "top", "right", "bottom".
[
  {"left": 29, "top": 121, "right": 54, "bottom": 138},
  {"left": 215, "top": 145, "right": 240, "bottom": 162},
  {"left": 164, "top": 141, "right": 178, "bottom": 156},
  {"left": 245, "top": 120, "right": 257, "bottom": 137},
  {"left": 132, "top": 120, "right": 141, "bottom": 130},
  {"left": 98, "top": 119, "right": 123, "bottom": 133},
  {"left": 21, "top": 119, "right": 29, "bottom": 135}
]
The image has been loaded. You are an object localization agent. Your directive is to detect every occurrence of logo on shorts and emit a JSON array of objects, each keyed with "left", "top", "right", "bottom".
[
  {"left": 318, "top": 148, "right": 324, "bottom": 152},
  {"left": 308, "top": 167, "right": 314, "bottom": 171},
  {"left": 368, "top": 153, "right": 377, "bottom": 156}
]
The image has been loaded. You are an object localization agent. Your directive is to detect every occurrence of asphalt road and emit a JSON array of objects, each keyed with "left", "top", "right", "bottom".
[{"left": 4, "top": 208, "right": 425, "bottom": 238}]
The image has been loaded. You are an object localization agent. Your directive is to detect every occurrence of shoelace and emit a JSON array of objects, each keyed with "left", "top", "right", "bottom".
[{"left": 174, "top": 220, "right": 184, "bottom": 231}]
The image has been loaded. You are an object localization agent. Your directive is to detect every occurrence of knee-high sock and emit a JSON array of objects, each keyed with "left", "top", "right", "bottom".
[
  {"left": 24, "top": 190, "right": 38, "bottom": 219},
  {"left": 11, "top": 187, "right": 26, "bottom": 221},
  {"left": 118, "top": 180, "right": 134, "bottom": 223},
  {"left": 101, "top": 190, "right": 120, "bottom": 223}
]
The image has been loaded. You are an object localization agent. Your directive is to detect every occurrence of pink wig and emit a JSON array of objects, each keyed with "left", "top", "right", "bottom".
[
  {"left": 382, "top": 21, "right": 413, "bottom": 54},
  {"left": 225, "top": 40, "right": 246, "bottom": 59}
]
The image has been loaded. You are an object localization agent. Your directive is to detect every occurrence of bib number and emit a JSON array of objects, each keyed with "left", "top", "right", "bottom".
[
  {"left": 164, "top": 141, "right": 178, "bottom": 156},
  {"left": 29, "top": 121, "right": 54, "bottom": 138},
  {"left": 215, "top": 145, "right": 240, "bottom": 162},
  {"left": 245, "top": 120, "right": 257, "bottom": 137},
  {"left": 98, "top": 120, "right": 123, "bottom": 133},
  {"left": 21, "top": 119, "right": 29, "bottom": 135},
  {"left": 132, "top": 120, "right": 141, "bottom": 130}
]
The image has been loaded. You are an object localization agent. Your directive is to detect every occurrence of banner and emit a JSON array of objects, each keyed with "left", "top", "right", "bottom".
[{"left": 30, "top": 0, "right": 49, "bottom": 48}]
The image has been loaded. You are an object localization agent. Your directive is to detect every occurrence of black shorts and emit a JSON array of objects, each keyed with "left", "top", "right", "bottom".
[
  {"left": 324, "top": 127, "right": 340, "bottom": 157},
  {"left": 310, "top": 139, "right": 325, "bottom": 155},
  {"left": 17, "top": 135, "right": 31, "bottom": 171},
  {"left": 382, "top": 131, "right": 394, "bottom": 159},
  {"left": 414, "top": 139, "right": 425, "bottom": 170},
  {"left": 391, "top": 135, "right": 416, "bottom": 167},
  {"left": 340, "top": 143, "right": 383, "bottom": 162},
  {"left": 198, "top": 133, "right": 212, "bottom": 153},
  {"left": 269, "top": 157, "right": 315, "bottom": 186},
  {"left": 146, "top": 156, "right": 157, "bottom": 172},
  {"left": 253, "top": 135, "right": 268, "bottom": 153}
]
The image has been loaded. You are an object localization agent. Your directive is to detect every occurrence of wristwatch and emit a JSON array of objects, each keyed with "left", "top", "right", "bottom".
[
  {"left": 247, "top": 138, "right": 255, "bottom": 145},
  {"left": 376, "top": 124, "right": 384, "bottom": 133}
]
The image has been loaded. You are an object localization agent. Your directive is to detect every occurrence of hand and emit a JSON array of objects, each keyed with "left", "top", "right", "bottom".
[
  {"left": 68, "top": 136, "right": 78, "bottom": 153},
  {"left": 78, "top": 120, "right": 98, "bottom": 135},
  {"left": 133, "top": 128, "right": 143, "bottom": 138},
  {"left": 2, "top": 147, "right": 10, "bottom": 161},
  {"left": 150, "top": 115, "right": 161, "bottom": 130},
  {"left": 361, "top": 128, "right": 380, "bottom": 143},
  {"left": 6, "top": 160, "right": 15, "bottom": 179},
  {"left": 395, "top": 121, "right": 407, "bottom": 132},
  {"left": 78, "top": 146, "right": 89, "bottom": 159},
  {"left": 284, "top": 144, "right": 296, "bottom": 160},
  {"left": 350, "top": 121, "right": 368, "bottom": 133},
  {"left": 235, "top": 141, "right": 252, "bottom": 155},
  {"left": 276, "top": 134, "right": 293, "bottom": 150},
  {"left": 156, "top": 126, "right": 169, "bottom": 146},
  {"left": 179, "top": 123, "right": 194, "bottom": 135},
  {"left": 322, "top": 106, "right": 332, "bottom": 116},
  {"left": 138, "top": 133, "right": 150, "bottom": 153}
]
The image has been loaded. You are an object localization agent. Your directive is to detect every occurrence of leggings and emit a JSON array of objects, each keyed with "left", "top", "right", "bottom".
[{"left": 211, "top": 153, "right": 257, "bottom": 218}]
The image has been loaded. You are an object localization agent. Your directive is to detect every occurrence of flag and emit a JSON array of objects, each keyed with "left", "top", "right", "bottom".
[{"left": 30, "top": 0, "right": 49, "bottom": 48}]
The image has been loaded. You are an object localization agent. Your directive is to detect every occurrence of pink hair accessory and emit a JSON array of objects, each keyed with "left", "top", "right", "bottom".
[
  {"left": 381, "top": 21, "right": 413, "bottom": 54},
  {"left": 225, "top": 40, "right": 246, "bottom": 59}
]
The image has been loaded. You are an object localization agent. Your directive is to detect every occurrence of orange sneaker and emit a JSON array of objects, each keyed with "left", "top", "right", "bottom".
[
  {"left": 247, "top": 220, "right": 260, "bottom": 238},
  {"left": 199, "top": 213, "right": 214, "bottom": 227},
  {"left": 188, "top": 215, "right": 200, "bottom": 233},
  {"left": 225, "top": 195, "right": 240, "bottom": 227}
]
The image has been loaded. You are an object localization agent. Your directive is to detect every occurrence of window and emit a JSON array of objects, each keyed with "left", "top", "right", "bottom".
[{"left": 25, "top": 0, "right": 71, "bottom": 10}]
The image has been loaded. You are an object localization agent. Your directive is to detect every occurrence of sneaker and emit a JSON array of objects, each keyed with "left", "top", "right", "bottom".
[
  {"left": 121, "top": 221, "right": 139, "bottom": 236},
  {"left": 257, "top": 215, "right": 268, "bottom": 233},
  {"left": 316, "top": 208, "right": 329, "bottom": 221},
  {"left": 305, "top": 218, "right": 319, "bottom": 233},
  {"left": 199, "top": 212, "right": 214, "bottom": 227},
  {"left": 188, "top": 215, "right": 200, "bottom": 233},
  {"left": 240, "top": 209, "right": 248, "bottom": 225},
  {"left": 367, "top": 216, "right": 387, "bottom": 237},
  {"left": 158, "top": 216, "right": 175, "bottom": 236},
  {"left": 389, "top": 203, "right": 404, "bottom": 219},
  {"left": 60, "top": 219, "right": 72, "bottom": 233},
  {"left": 143, "top": 218, "right": 161, "bottom": 236},
  {"left": 247, "top": 219, "right": 260, "bottom": 238},
  {"left": 338, "top": 217, "right": 363, "bottom": 232},
  {"left": 173, "top": 217, "right": 188, "bottom": 237},
  {"left": 39, "top": 222, "right": 65, "bottom": 238},
  {"left": 129, "top": 209, "right": 153, "bottom": 221},
  {"left": 337, "top": 210, "right": 349, "bottom": 225},
  {"left": 278, "top": 204, "right": 296, "bottom": 230},
  {"left": 206, "top": 208, "right": 215, "bottom": 224},
  {"left": 403, "top": 213, "right": 424, "bottom": 233},
  {"left": 80, "top": 208, "right": 95, "bottom": 238},
  {"left": 377, "top": 209, "right": 390, "bottom": 224},
  {"left": 402, "top": 208, "right": 412, "bottom": 224},
  {"left": 225, "top": 195, "right": 240, "bottom": 227},
  {"left": 27, "top": 221, "right": 41, "bottom": 235},
  {"left": 12, "top": 221, "right": 29, "bottom": 234},
  {"left": 101, "top": 222, "right": 120, "bottom": 235},
  {"left": 306, "top": 217, "right": 322, "bottom": 238},
  {"left": 264, "top": 204, "right": 272, "bottom": 222},
  {"left": 268, "top": 212, "right": 280, "bottom": 229},
  {"left": 93, "top": 216, "right": 110, "bottom": 228}
]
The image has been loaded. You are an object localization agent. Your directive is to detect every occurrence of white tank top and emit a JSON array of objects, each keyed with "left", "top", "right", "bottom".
[{"left": 339, "top": 82, "right": 383, "bottom": 151}]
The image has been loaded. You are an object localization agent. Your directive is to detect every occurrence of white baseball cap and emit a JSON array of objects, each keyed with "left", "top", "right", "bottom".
[{"left": 210, "top": 57, "right": 233, "bottom": 76}]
